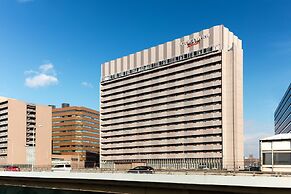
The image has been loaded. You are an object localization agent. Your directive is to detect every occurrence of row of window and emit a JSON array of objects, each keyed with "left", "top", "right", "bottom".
[
  {"left": 101, "top": 77, "right": 221, "bottom": 108},
  {"left": 52, "top": 129, "right": 99, "bottom": 134},
  {"left": 102, "top": 141, "right": 221, "bottom": 149},
  {"left": 101, "top": 91, "right": 221, "bottom": 115},
  {"left": 102, "top": 116, "right": 222, "bottom": 132},
  {"left": 102, "top": 150, "right": 222, "bottom": 156},
  {"left": 102, "top": 119, "right": 221, "bottom": 134},
  {"left": 54, "top": 150, "right": 88, "bottom": 153},
  {"left": 101, "top": 63, "right": 221, "bottom": 98},
  {"left": 53, "top": 124, "right": 99, "bottom": 130},
  {"left": 54, "top": 145, "right": 98, "bottom": 148},
  {"left": 101, "top": 133, "right": 221, "bottom": 145},
  {"left": 101, "top": 109, "right": 221, "bottom": 127},
  {"left": 53, "top": 119, "right": 98, "bottom": 125},
  {"left": 53, "top": 141, "right": 99, "bottom": 145},
  {"left": 53, "top": 135, "right": 99, "bottom": 141},
  {"left": 102, "top": 101, "right": 221, "bottom": 121},
  {"left": 53, "top": 133, "right": 99, "bottom": 138},
  {"left": 102, "top": 126, "right": 221, "bottom": 139},
  {"left": 53, "top": 114, "right": 99, "bottom": 121},
  {"left": 53, "top": 109, "right": 99, "bottom": 116},
  {"left": 263, "top": 152, "right": 291, "bottom": 165}
]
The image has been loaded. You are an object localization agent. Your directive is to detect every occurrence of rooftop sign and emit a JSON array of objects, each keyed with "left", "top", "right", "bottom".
[{"left": 181, "top": 34, "right": 210, "bottom": 48}]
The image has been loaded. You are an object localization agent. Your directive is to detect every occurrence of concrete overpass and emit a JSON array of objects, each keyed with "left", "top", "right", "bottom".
[{"left": 0, "top": 171, "right": 291, "bottom": 193}]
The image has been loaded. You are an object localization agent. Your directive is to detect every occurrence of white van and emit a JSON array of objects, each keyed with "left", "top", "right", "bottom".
[{"left": 52, "top": 161, "right": 72, "bottom": 172}]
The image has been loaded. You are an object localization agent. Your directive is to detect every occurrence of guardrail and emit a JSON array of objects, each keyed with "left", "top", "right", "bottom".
[{"left": 1, "top": 166, "right": 291, "bottom": 177}]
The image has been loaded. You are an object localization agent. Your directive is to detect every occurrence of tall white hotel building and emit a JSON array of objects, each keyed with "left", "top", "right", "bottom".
[{"left": 100, "top": 25, "right": 243, "bottom": 170}]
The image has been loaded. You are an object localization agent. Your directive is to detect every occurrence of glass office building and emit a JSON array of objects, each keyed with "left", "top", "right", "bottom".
[{"left": 275, "top": 83, "right": 291, "bottom": 134}]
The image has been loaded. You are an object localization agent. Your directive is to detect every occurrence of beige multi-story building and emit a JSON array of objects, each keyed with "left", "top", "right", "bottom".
[
  {"left": 100, "top": 25, "right": 243, "bottom": 170},
  {"left": 0, "top": 96, "right": 52, "bottom": 167},
  {"left": 52, "top": 103, "right": 100, "bottom": 167}
]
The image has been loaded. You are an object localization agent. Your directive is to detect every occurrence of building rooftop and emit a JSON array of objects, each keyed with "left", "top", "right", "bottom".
[{"left": 260, "top": 133, "right": 291, "bottom": 141}]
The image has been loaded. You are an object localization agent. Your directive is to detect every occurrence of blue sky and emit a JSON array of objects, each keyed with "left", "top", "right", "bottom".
[{"left": 0, "top": 0, "right": 290, "bottom": 156}]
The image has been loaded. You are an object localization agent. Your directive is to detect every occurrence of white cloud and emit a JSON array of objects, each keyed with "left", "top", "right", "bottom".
[
  {"left": 25, "top": 63, "right": 58, "bottom": 88},
  {"left": 81, "top": 81, "right": 93, "bottom": 88},
  {"left": 39, "top": 63, "right": 54, "bottom": 74}
]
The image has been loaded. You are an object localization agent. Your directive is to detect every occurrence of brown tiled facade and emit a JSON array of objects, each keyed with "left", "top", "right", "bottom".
[
  {"left": 100, "top": 25, "right": 244, "bottom": 170},
  {"left": 52, "top": 104, "right": 100, "bottom": 167}
]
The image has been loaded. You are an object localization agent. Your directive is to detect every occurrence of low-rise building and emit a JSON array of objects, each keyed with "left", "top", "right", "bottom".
[
  {"left": 260, "top": 134, "right": 291, "bottom": 172},
  {"left": 244, "top": 154, "right": 259, "bottom": 170}
]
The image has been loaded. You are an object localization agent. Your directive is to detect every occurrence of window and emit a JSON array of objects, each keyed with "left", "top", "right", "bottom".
[
  {"left": 263, "top": 153, "right": 272, "bottom": 165},
  {"left": 274, "top": 153, "right": 291, "bottom": 165}
]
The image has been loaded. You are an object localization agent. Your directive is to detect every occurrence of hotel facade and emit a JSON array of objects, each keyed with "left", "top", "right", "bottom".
[
  {"left": 100, "top": 25, "right": 244, "bottom": 170},
  {"left": 0, "top": 96, "right": 52, "bottom": 167}
]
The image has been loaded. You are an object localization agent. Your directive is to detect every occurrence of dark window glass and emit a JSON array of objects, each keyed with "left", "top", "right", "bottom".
[
  {"left": 54, "top": 165, "right": 64, "bottom": 168},
  {"left": 263, "top": 153, "right": 272, "bottom": 165},
  {"left": 274, "top": 153, "right": 291, "bottom": 165}
]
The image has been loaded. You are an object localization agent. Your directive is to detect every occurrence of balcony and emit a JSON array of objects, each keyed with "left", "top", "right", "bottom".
[
  {"left": 102, "top": 120, "right": 222, "bottom": 134},
  {"left": 102, "top": 79, "right": 222, "bottom": 108},
  {"left": 0, "top": 144, "right": 7, "bottom": 148},
  {"left": 102, "top": 65, "right": 222, "bottom": 101},
  {"left": 102, "top": 104, "right": 221, "bottom": 126},
  {"left": 102, "top": 136, "right": 222, "bottom": 149},
  {"left": 101, "top": 152, "right": 222, "bottom": 161},
  {"left": 101, "top": 54, "right": 222, "bottom": 91},
  {"left": 102, "top": 144, "right": 222, "bottom": 155},
  {"left": 102, "top": 96, "right": 222, "bottom": 120},
  {"left": 102, "top": 112, "right": 221, "bottom": 131},
  {"left": 101, "top": 88, "right": 222, "bottom": 114},
  {"left": 102, "top": 127, "right": 221, "bottom": 140},
  {"left": 0, "top": 121, "right": 8, "bottom": 126}
]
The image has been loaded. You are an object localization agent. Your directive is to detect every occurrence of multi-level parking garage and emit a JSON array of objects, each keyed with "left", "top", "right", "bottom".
[{"left": 100, "top": 25, "right": 244, "bottom": 170}]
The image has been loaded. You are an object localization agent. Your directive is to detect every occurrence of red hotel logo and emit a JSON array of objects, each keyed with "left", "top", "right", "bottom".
[{"left": 181, "top": 34, "right": 210, "bottom": 48}]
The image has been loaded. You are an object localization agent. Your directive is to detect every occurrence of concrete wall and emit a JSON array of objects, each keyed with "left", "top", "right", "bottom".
[
  {"left": 221, "top": 28, "right": 244, "bottom": 170},
  {"left": 7, "top": 99, "right": 27, "bottom": 165},
  {"left": 35, "top": 105, "right": 52, "bottom": 167}
]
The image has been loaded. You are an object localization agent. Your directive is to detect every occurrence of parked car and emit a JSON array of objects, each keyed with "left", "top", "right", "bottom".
[
  {"left": 4, "top": 166, "right": 20, "bottom": 171},
  {"left": 127, "top": 166, "right": 154, "bottom": 174},
  {"left": 248, "top": 166, "right": 260, "bottom": 171},
  {"left": 51, "top": 164, "right": 72, "bottom": 172}
]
